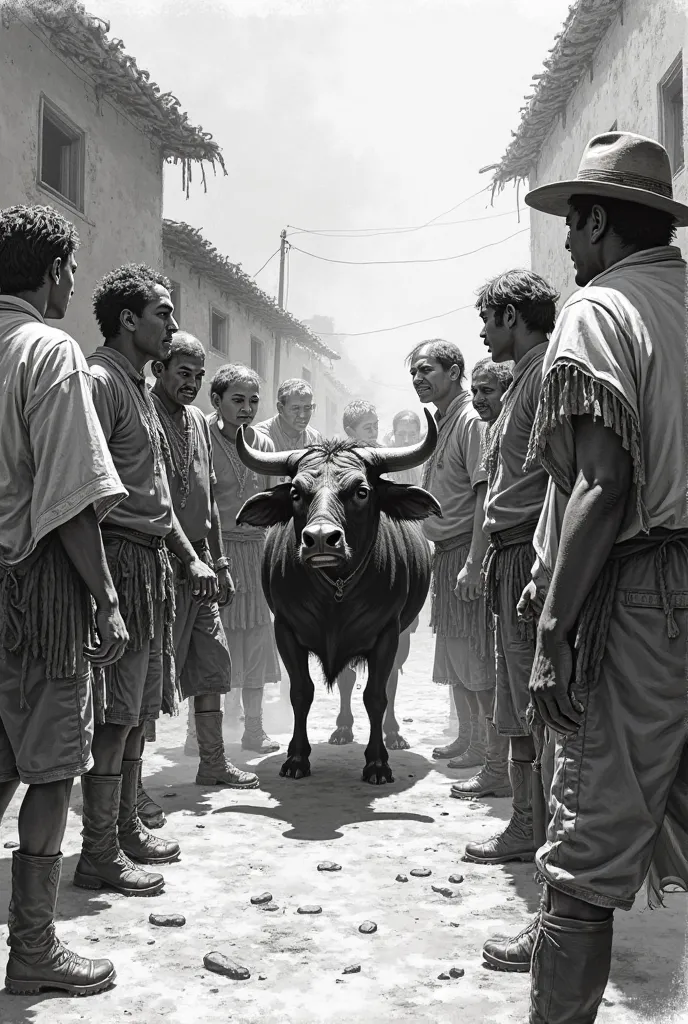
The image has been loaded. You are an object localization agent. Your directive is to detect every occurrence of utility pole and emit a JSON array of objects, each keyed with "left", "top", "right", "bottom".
[{"left": 273, "top": 228, "right": 288, "bottom": 403}]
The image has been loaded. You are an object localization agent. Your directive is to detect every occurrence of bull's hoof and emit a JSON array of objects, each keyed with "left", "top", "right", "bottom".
[
  {"left": 329, "top": 726, "right": 354, "bottom": 745},
  {"left": 279, "top": 756, "right": 311, "bottom": 780},
  {"left": 362, "top": 761, "right": 394, "bottom": 785},
  {"left": 385, "top": 731, "right": 411, "bottom": 751}
]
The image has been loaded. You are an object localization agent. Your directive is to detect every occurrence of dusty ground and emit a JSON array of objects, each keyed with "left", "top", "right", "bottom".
[{"left": 0, "top": 611, "right": 686, "bottom": 1024}]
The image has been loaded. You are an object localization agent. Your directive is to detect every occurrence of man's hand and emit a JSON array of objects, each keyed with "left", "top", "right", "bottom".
[
  {"left": 518, "top": 579, "right": 546, "bottom": 623},
  {"left": 86, "top": 603, "right": 129, "bottom": 666},
  {"left": 454, "top": 558, "right": 482, "bottom": 602},
  {"left": 217, "top": 567, "right": 236, "bottom": 608},
  {"left": 188, "top": 557, "right": 218, "bottom": 604},
  {"left": 529, "top": 624, "right": 583, "bottom": 735}
]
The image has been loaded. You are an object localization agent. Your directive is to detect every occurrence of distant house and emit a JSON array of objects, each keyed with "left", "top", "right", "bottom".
[
  {"left": 162, "top": 220, "right": 345, "bottom": 429},
  {"left": 0, "top": 0, "right": 223, "bottom": 351},
  {"left": 486, "top": 0, "right": 687, "bottom": 302}
]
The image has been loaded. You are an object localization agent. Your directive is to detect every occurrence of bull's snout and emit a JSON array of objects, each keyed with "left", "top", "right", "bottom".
[{"left": 300, "top": 522, "right": 346, "bottom": 566}]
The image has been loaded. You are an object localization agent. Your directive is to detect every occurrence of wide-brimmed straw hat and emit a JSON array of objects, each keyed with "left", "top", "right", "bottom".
[{"left": 525, "top": 132, "right": 688, "bottom": 226}]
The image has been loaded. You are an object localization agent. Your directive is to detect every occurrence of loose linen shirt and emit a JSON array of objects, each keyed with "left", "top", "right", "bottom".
[
  {"left": 422, "top": 391, "right": 487, "bottom": 543},
  {"left": 254, "top": 414, "right": 322, "bottom": 451},
  {"left": 88, "top": 347, "right": 173, "bottom": 538},
  {"left": 152, "top": 397, "right": 215, "bottom": 544},
  {"left": 0, "top": 297, "right": 125, "bottom": 566},
  {"left": 209, "top": 415, "right": 275, "bottom": 532},
  {"left": 483, "top": 344, "right": 549, "bottom": 536},
  {"left": 532, "top": 246, "right": 688, "bottom": 577}
]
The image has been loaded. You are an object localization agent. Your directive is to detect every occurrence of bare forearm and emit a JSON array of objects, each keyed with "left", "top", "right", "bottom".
[
  {"left": 467, "top": 482, "right": 489, "bottom": 566},
  {"left": 208, "top": 500, "right": 225, "bottom": 565},
  {"left": 165, "top": 513, "right": 197, "bottom": 566},
  {"left": 58, "top": 506, "right": 118, "bottom": 610}
]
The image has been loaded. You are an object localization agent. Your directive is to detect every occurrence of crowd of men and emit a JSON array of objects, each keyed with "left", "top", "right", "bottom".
[{"left": 0, "top": 128, "right": 685, "bottom": 1024}]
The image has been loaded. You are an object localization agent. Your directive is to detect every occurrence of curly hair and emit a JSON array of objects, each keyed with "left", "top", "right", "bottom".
[
  {"left": 342, "top": 399, "right": 378, "bottom": 432},
  {"left": 0, "top": 204, "right": 80, "bottom": 294},
  {"left": 472, "top": 356, "right": 514, "bottom": 392},
  {"left": 93, "top": 263, "right": 171, "bottom": 340},
  {"left": 277, "top": 378, "right": 313, "bottom": 404},
  {"left": 475, "top": 269, "right": 559, "bottom": 334},
  {"left": 405, "top": 339, "right": 466, "bottom": 382},
  {"left": 158, "top": 331, "right": 205, "bottom": 368},
  {"left": 210, "top": 363, "right": 261, "bottom": 399}
]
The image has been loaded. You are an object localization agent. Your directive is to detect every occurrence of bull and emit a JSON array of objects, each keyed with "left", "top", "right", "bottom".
[{"left": 235, "top": 409, "right": 441, "bottom": 784}]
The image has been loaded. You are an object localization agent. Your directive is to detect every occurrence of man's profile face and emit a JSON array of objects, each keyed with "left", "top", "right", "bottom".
[
  {"left": 278, "top": 392, "right": 315, "bottom": 431},
  {"left": 565, "top": 203, "right": 595, "bottom": 287},
  {"left": 131, "top": 285, "right": 178, "bottom": 362},
  {"left": 479, "top": 304, "right": 513, "bottom": 363},
  {"left": 409, "top": 348, "right": 456, "bottom": 406}
]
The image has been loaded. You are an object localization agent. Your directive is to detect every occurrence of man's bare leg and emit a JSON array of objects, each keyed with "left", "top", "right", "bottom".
[
  {"left": 433, "top": 683, "right": 473, "bottom": 759},
  {"left": 0, "top": 779, "right": 20, "bottom": 824}
]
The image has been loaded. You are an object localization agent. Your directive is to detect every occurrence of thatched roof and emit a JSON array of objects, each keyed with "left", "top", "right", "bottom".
[
  {"left": 163, "top": 220, "right": 340, "bottom": 362},
  {"left": 483, "top": 0, "right": 622, "bottom": 190},
  {"left": 2, "top": 0, "right": 225, "bottom": 191}
]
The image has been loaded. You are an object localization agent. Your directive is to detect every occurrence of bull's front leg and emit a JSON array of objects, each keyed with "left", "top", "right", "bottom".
[
  {"left": 274, "top": 618, "right": 314, "bottom": 780},
  {"left": 329, "top": 665, "right": 356, "bottom": 745},
  {"left": 362, "top": 622, "right": 399, "bottom": 785},
  {"left": 384, "top": 626, "right": 411, "bottom": 751}
]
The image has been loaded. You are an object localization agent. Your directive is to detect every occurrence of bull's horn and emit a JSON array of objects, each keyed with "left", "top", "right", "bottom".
[
  {"left": 362, "top": 407, "right": 437, "bottom": 473},
  {"left": 235, "top": 427, "right": 306, "bottom": 477}
]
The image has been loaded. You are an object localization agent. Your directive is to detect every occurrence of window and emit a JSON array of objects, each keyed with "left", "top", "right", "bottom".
[
  {"left": 301, "top": 365, "right": 312, "bottom": 384},
  {"left": 38, "top": 98, "right": 84, "bottom": 209},
  {"left": 659, "top": 54, "right": 684, "bottom": 175},
  {"left": 210, "top": 309, "right": 229, "bottom": 355},
  {"left": 251, "top": 336, "right": 266, "bottom": 378},
  {"left": 169, "top": 281, "right": 181, "bottom": 326}
]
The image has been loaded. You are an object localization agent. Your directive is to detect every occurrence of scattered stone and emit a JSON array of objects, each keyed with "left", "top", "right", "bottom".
[
  {"left": 3, "top": 841, "right": 19, "bottom": 849},
  {"left": 203, "top": 952, "right": 250, "bottom": 980},
  {"left": 343, "top": 964, "right": 361, "bottom": 975},
  {"left": 262, "top": 903, "right": 280, "bottom": 912},
  {"left": 250, "top": 892, "right": 273, "bottom": 905},
  {"left": 506, "top": 896, "right": 515, "bottom": 902},
  {"left": 407, "top": 774, "right": 415, "bottom": 778},
  {"left": 449, "top": 923, "right": 460, "bottom": 928},
  {"left": 437, "top": 972, "right": 450, "bottom": 980},
  {"left": 469, "top": 803, "right": 482, "bottom": 810},
  {"left": 395, "top": 874, "right": 408, "bottom": 883},
  {"left": 358, "top": 921, "right": 377, "bottom": 934},
  {"left": 196, "top": 824, "right": 205, "bottom": 829},
  {"left": 601, "top": 998, "right": 615, "bottom": 1007},
  {"left": 410, "top": 868, "right": 431, "bottom": 878},
  {"left": 149, "top": 913, "right": 186, "bottom": 928},
  {"left": 210, "top": 988, "right": 219, "bottom": 994},
  {"left": 86, "top": 936, "right": 99, "bottom": 943},
  {"left": 402, "top": 718, "right": 413, "bottom": 723},
  {"left": 147, "top": 940, "right": 155, "bottom": 945},
  {"left": 317, "top": 862, "right": 341, "bottom": 872},
  {"left": 448, "top": 874, "right": 464, "bottom": 885},
  {"left": 335, "top": 978, "right": 344, "bottom": 984},
  {"left": 297, "top": 905, "right": 322, "bottom": 915},
  {"left": 162, "top": 792, "right": 177, "bottom": 799},
  {"left": 440, "top": 812, "right": 449, "bottom": 816},
  {"left": 449, "top": 967, "right": 465, "bottom": 979},
  {"left": 431, "top": 886, "right": 456, "bottom": 899},
  {"left": 258, "top": 975, "right": 267, "bottom": 981}
]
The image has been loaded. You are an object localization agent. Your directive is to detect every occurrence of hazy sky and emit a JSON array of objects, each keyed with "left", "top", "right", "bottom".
[{"left": 88, "top": 0, "right": 572, "bottom": 418}]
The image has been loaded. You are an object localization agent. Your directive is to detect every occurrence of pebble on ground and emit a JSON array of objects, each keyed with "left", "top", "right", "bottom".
[{"left": 203, "top": 952, "right": 250, "bottom": 980}]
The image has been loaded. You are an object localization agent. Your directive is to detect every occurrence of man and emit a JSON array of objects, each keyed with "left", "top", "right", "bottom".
[
  {"left": 407, "top": 339, "right": 493, "bottom": 765},
  {"left": 74, "top": 265, "right": 217, "bottom": 897},
  {"left": 518, "top": 133, "right": 688, "bottom": 1021},
  {"left": 254, "top": 377, "right": 322, "bottom": 457},
  {"left": 208, "top": 363, "right": 281, "bottom": 753},
  {"left": 469, "top": 357, "right": 514, "bottom": 423},
  {"left": 0, "top": 205, "right": 128, "bottom": 995},
  {"left": 342, "top": 399, "right": 379, "bottom": 442},
  {"left": 452, "top": 275, "right": 556, "bottom": 884},
  {"left": 150, "top": 335, "right": 259, "bottom": 788},
  {"left": 389, "top": 410, "right": 423, "bottom": 486}
]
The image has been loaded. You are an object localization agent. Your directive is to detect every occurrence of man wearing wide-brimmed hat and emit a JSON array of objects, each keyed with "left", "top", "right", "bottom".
[{"left": 478, "top": 132, "right": 688, "bottom": 1023}]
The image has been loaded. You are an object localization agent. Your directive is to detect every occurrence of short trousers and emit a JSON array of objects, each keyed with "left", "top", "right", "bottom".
[
  {"left": 537, "top": 544, "right": 688, "bottom": 910},
  {"left": 493, "top": 605, "right": 535, "bottom": 737},
  {"left": 174, "top": 581, "right": 231, "bottom": 699},
  {"left": 432, "top": 633, "right": 494, "bottom": 692},
  {"left": 0, "top": 651, "right": 93, "bottom": 785},
  {"left": 223, "top": 622, "right": 280, "bottom": 690},
  {"left": 102, "top": 605, "right": 164, "bottom": 727}
]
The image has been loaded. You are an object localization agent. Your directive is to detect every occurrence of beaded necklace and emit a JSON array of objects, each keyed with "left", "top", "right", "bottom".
[
  {"left": 154, "top": 398, "right": 196, "bottom": 508},
  {"left": 215, "top": 426, "right": 250, "bottom": 499}
]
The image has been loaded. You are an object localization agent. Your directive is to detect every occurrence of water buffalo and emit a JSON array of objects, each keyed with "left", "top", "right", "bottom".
[{"left": 235, "top": 410, "right": 440, "bottom": 784}]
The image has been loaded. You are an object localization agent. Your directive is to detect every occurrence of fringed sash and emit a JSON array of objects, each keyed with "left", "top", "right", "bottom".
[
  {"left": 222, "top": 529, "right": 270, "bottom": 631},
  {"left": 431, "top": 532, "right": 488, "bottom": 659},
  {"left": 482, "top": 521, "right": 538, "bottom": 643}
]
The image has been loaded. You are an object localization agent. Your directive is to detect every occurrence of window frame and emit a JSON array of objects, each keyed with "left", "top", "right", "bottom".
[
  {"left": 210, "top": 307, "right": 229, "bottom": 356},
  {"left": 37, "top": 95, "right": 85, "bottom": 212},
  {"left": 659, "top": 53, "right": 684, "bottom": 176},
  {"left": 250, "top": 335, "right": 266, "bottom": 379}
]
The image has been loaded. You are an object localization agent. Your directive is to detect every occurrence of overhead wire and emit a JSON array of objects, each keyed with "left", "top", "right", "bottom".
[
  {"left": 252, "top": 248, "right": 281, "bottom": 278},
  {"left": 316, "top": 302, "right": 475, "bottom": 337},
  {"left": 286, "top": 208, "right": 519, "bottom": 238},
  {"left": 290, "top": 227, "right": 529, "bottom": 266}
]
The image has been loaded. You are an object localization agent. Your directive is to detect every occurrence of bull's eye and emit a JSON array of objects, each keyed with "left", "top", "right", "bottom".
[
  {"left": 356, "top": 488, "right": 369, "bottom": 500},
  {"left": 290, "top": 488, "right": 301, "bottom": 503}
]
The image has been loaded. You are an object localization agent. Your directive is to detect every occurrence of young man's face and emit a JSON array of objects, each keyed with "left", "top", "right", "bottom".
[
  {"left": 394, "top": 417, "right": 421, "bottom": 447},
  {"left": 47, "top": 252, "right": 78, "bottom": 320},
  {"left": 157, "top": 353, "right": 205, "bottom": 408},
  {"left": 214, "top": 382, "right": 261, "bottom": 431},
  {"left": 132, "top": 285, "right": 178, "bottom": 362},
  {"left": 479, "top": 304, "right": 514, "bottom": 363},
  {"left": 278, "top": 391, "right": 315, "bottom": 432},
  {"left": 409, "top": 348, "right": 458, "bottom": 406},
  {"left": 471, "top": 369, "right": 504, "bottom": 423},
  {"left": 346, "top": 413, "right": 379, "bottom": 442}
]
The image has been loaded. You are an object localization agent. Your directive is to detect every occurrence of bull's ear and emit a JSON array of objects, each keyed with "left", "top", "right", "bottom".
[
  {"left": 236, "top": 483, "right": 293, "bottom": 527},
  {"left": 376, "top": 480, "right": 442, "bottom": 521}
]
